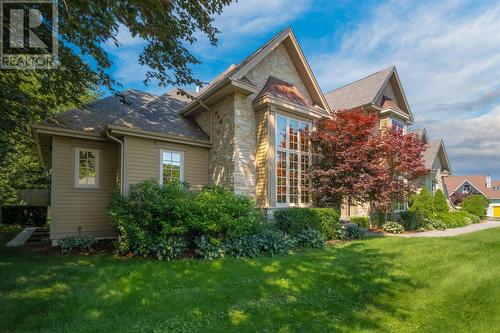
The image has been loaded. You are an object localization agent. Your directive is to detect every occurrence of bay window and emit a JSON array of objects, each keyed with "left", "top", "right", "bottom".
[{"left": 276, "top": 114, "right": 311, "bottom": 206}]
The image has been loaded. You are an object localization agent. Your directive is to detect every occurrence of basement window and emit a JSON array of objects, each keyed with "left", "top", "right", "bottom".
[{"left": 74, "top": 148, "right": 99, "bottom": 188}]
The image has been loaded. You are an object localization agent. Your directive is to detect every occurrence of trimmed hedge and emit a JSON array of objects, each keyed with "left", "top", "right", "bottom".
[
  {"left": 350, "top": 216, "right": 370, "bottom": 228},
  {"left": 274, "top": 207, "right": 340, "bottom": 240},
  {"left": 0, "top": 205, "right": 47, "bottom": 226}
]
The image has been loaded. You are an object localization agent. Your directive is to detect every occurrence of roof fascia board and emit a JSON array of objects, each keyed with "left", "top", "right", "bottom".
[
  {"left": 31, "top": 126, "right": 46, "bottom": 168},
  {"left": 374, "top": 68, "right": 414, "bottom": 122},
  {"left": 32, "top": 124, "right": 106, "bottom": 141},
  {"left": 181, "top": 78, "right": 256, "bottom": 116},
  {"left": 107, "top": 125, "right": 211, "bottom": 148},
  {"left": 449, "top": 179, "right": 486, "bottom": 197},
  {"left": 253, "top": 95, "right": 327, "bottom": 119},
  {"left": 439, "top": 140, "right": 453, "bottom": 173},
  {"left": 379, "top": 107, "right": 412, "bottom": 123},
  {"left": 232, "top": 28, "right": 330, "bottom": 112}
]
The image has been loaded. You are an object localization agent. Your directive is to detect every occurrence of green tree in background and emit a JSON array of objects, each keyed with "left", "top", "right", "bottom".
[{"left": 0, "top": 1, "right": 234, "bottom": 205}]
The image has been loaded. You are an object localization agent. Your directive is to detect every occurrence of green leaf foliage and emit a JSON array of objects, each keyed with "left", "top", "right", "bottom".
[
  {"left": 461, "top": 195, "right": 490, "bottom": 219},
  {"left": 382, "top": 222, "right": 404, "bottom": 234},
  {"left": 274, "top": 208, "right": 340, "bottom": 240},
  {"left": 433, "top": 189, "right": 449, "bottom": 213}
]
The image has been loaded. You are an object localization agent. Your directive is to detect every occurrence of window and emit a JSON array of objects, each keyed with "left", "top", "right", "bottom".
[
  {"left": 74, "top": 148, "right": 99, "bottom": 188},
  {"left": 463, "top": 184, "right": 471, "bottom": 194},
  {"left": 160, "top": 150, "right": 184, "bottom": 184},
  {"left": 275, "top": 115, "right": 311, "bottom": 206},
  {"left": 431, "top": 179, "right": 438, "bottom": 194},
  {"left": 391, "top": 118, "right": 405, "bottom": 132},
  {"left": 393, "top": 201, "right": 407, "bottom": 212}
]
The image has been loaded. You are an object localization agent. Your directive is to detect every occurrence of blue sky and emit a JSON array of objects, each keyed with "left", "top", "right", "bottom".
[{"left": 102, "top": 0, "right": 500, "bottom": 179}]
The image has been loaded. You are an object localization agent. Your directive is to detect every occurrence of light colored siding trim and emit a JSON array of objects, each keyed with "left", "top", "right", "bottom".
[
  {"left": 255, "top": 108, "right": 268, "bottom": 207},
  {"left": 124, "top": 136, "right": 209, "bottom": 192},
  {"left": 267, "top": 109, "right": 277, "bottom": 207},
  {"left": 50, "top": 136, "right": 118, "bottom": 241}
]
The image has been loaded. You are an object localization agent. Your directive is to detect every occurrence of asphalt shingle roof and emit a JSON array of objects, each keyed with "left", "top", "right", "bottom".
[
  {"left": 44, "top": 89, "right": 209, "bottom": 141},
  {"left": 325, "top": 66, "right": 394, "bottom": 110}
]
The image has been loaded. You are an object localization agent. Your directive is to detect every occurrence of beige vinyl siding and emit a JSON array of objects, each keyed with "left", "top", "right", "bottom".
[
  {"left": 50, "top": 136, "right": 118, "bottom": 241},
  {"left": 124, "top": 135, "right": 209, "bottom": 192},
  {"left": 255, "top": 109, "right": 268, "bottom": 207}
]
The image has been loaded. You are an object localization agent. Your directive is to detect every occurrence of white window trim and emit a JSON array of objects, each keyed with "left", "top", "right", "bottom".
[
  {"left": 275, "top": 113, "right": 312, "bottom": 208},
  {"left": 159, "top": 149, "right": 185, "bottom": 184},
  {"left": 74, "top": 147, "right": 100, "bottom": 189}
]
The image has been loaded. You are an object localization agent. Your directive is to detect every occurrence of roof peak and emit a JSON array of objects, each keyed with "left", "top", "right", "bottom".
[{"left": 327, "top": 65, "right": 395, "bottom": 94}]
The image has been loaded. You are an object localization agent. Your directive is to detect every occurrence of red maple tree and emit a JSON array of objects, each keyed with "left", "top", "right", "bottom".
[
  {"left": 310, "top": 110, "right": 428, "bottom": 220},
  {"left": 368, "top": 127, "right": 429, "bottom": 220},
  {"left": 310, "top": 109, "right": 384, "bottom": 207}
]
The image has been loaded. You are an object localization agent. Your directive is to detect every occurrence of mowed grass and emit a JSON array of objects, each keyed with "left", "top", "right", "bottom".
[{"left": 1, "top": 227, "right": 500, "bottom": 333}]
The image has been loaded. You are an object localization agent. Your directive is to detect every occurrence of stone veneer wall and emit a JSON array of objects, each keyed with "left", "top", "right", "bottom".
[
  {"left": 192, "top": 43, "right": 315, "bottom": 199},
  {"left": 208, "top": 95, "right": 235, "bottom": 190},
  {"left": 233, "top": 93, "right": 256, "bottom": 196}
]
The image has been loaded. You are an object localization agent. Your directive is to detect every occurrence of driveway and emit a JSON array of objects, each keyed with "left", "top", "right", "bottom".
[{"left": 368, "top": 220, "right": 500, "bottom": 238}]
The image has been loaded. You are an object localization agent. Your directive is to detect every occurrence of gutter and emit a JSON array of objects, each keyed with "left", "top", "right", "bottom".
[{"left": 105, "top": 130, "right": 124, "bottom": 194}]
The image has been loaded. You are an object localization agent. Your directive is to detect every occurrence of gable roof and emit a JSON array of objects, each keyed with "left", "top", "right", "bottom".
[
  {"left": 444, "top": 175, "right": 500, "bottom": 199},
  {"left": 325, "top": 66, "right": 414, "bottom": 121},
  {"left": 254, "top": 76, "right": 313, "bottom": 108},
  {"left": 409, "top": 128, "right": 429, "bottom": 143},
  {"left": 422, "top": 139, "right": 452, "bottom": 172},
  {"left": 43, "top": 89, "right": 209, "bottom": 142},
  {"left": 182, "top": 27, "right": 330, "bottom": 115}
]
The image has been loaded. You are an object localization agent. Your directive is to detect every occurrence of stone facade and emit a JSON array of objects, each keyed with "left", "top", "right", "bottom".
[
  {"left": 193, "top": 43, "right": 315, "bottom": 200},
  {"left": 207, "top": 95, "right": 235, "bottom": 190}
]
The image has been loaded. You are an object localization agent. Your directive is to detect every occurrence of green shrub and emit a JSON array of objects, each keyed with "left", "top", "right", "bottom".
[
  {"left": 409, "top": 188, "right": 434, "bottom": 218},
  {"left": 435, "top": 211, "right": 472, "bottom": 228},
  {"left": 224, "top": 234, "right": 262, "bottom": 258},
  {"left": 399, "top": 211, "right": 420, "bottom": 231},
  {"left": 58, "top": 235, "right": 96, "bottom": 254},
  {"left": 274, "top": 208, "right": 340, "bottom": 240},
  {"left": 350, "top": 216, "right": 370, "bottom": 228},
  {"left": 293, "top": 229, "right": 326, "bottom": 248},
  {"left": 421, "top": 217, "right": 447, "bottom": 231},
  {"left": 433, "top": 189, "right": 449, "bottom": 213},
  {"left": 150, "top": 236, "right": 188, "bottom": 261},
  {"left": 341, "top": 224, "right": 365, "bottom": 239},
  {"left": 382, "top": 221, "right": 404, "bottom": 234},
  {"left": 192, "top": 186, "right": 261, "bottom": 240},
  {"left": 108, "top": 180, "right": 260, "bottom": 258},
  {"left": 256, "top": 229, "right": 296, "bottom": 257},
  {"left": 461, "top": 195, "right": 489, "bottom": 219},
  {"left": 195, "top": 236, "right": 225, "bottom": 260}
]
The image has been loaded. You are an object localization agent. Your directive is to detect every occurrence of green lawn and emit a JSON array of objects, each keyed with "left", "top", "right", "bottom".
[{"left": 1, "top": 227, "right": 500, "bottom": 333}]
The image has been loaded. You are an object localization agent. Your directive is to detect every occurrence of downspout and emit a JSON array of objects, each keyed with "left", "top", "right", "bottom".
[{"left": 106, "top": 130, "right": 124, "bottom": 194}]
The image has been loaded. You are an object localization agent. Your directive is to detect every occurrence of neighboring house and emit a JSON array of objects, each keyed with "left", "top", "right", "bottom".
[
  {"left": 33, "top": 28, "right": 331, "bottom": 243},
  {"left": 409, "top": 128, "right": 452, "bottom": 194},
  {"left": 444, "top": 175, "right": 500, "bottom": 218},
  {"left": 324, "top": 66, "right": 415, "bottom": 218}
]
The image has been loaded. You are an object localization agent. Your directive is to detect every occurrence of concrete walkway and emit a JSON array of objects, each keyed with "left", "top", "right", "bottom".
[
  {"left": 6, "top": 227, "right": 37, "bottom": 247},
  {"left": 368, "top": 220, "right": 500, "bottom": 238}
]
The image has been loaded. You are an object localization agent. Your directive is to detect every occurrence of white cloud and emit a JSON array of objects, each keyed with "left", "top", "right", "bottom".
[
  {"left": 215, "top": 0, "right": 312, "bottom": 35},
  {"left": 310, "top": 0, "right": 500, "bottom": 177}
]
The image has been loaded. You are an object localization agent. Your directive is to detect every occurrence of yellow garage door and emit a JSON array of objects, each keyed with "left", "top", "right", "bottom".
[{"left": 494, "top": 206, "right": 500, "bottom": 217}]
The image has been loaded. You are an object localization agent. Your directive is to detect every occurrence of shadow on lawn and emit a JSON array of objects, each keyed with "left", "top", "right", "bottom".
[{"left": 0, "top": 239, "right": 414, "bottom": 332}]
